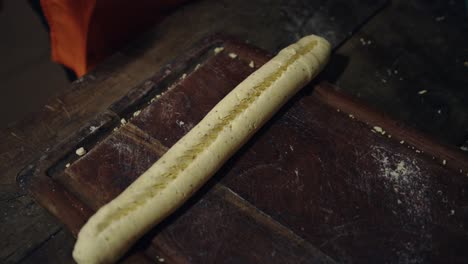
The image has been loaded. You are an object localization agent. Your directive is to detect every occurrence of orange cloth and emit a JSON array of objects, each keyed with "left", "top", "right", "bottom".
[{"left": 41, "top": 0, "right": 187, "bottom": 77}]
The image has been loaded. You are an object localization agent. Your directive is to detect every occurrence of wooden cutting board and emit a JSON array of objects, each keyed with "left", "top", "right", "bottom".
[{"left": 18, "top": 35, "right": 468, "bottom": 263}]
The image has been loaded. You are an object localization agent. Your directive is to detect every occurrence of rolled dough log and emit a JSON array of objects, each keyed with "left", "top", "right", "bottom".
[{"left": 73, "top": 35, "right": 331, "bottom": 264}]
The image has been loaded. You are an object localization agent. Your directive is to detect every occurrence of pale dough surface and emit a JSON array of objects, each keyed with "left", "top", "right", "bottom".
[{"left": 73, "top": 35, "right": 331, "bottom": 264}]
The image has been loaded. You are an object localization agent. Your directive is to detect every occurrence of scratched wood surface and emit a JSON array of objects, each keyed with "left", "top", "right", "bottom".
[{"left": 19, "top": 36, "right": 468, "bottom": 263}]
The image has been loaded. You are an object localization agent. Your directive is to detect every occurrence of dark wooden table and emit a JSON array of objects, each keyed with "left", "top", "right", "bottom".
[{"left": 1, "top": 0, "right": 467, "bottom": 263}]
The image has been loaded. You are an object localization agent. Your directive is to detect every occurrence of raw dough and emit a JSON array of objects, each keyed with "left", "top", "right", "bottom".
[{"left": 73, "top": 35, "right": 331, "bottom": 264}]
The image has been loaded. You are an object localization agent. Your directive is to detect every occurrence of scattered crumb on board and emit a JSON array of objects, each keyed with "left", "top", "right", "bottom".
[
  {"left": 228, "top": 52, "right": 238, "bottom": 59},
  {"left": 214, "top": 47, "right": 224, "bottom": 54},
  {"left": 359, "top": 38, "right": 372, "bottom": 46},
  {"left": 372, "top": 126, "right": 387, "bottom": 136},
  {"left": 133, "top": 110, "right": 141, "bottom": 117},
  {"left": 418, "top": 90, "right": 427, "bottom": 95},
  {"left": 176, "top": 120, "right": 185, "bottom": 127},
  {"left": 373, "top": 126, "right": 383, "bottom": 133},
  {"left": 249, "top": 61, "right": 255, "bottom": 68},
  {"left": 76, "top": 147, "right": 86, "bottom": 156}
]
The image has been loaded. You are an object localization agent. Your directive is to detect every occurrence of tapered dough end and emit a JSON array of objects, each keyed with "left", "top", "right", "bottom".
[{"left": 298, "top": 35, "right": 331, "bottom": 64}]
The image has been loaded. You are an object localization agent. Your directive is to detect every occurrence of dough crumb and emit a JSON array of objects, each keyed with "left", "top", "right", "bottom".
[
  {"left": 214, "top": 47, "right": 224, "bottom": 54},
  {"left": 415, "top": 150, "right": 421, "bottom": 153},
  {"left": 76, "top": 147, "right": 86, "bottom": 156},
  {"left": 176, "top": 120, "right": 185, "bottom": 127},
  {"left": 460, "top": 146, "right": 468, "bottom": 152},
  {"left": 65, "top": 163, "right": 70, "bottom": 168},
  {"left": 418, "top": 90, "right": 427, "bottom": 95},
  {"left": 442, "top": 159, "right": 447, "bottom": 166},
  {"left": 120, "top": 118, "right": 127, "bottom": 125},
  {"left": 349, "top": 114, "right": 355, "bottom": 119},
  {"left": 181, "top": 73, "right": 187, "bottom": 79},
  {"left": 359, "top": 38, "right": 366, "bottom": 45},
  {"left": 195, "top": 64, "right": 201, "bottom": 71},
  {"left": 89, "top": 126, "right": 98, "bottom": 133},
  {"left": 249, "top": 61, "right": 255, "bottom": 68},
  {"left": 372, "top": 126, "right": 387, "bottom": 136},
  {"left": 228, "top": 53, "right": 238, "bottom": 59},
  {"left": 400, "top": 140, "right": 405, "bottom": 144},
  {"left": 373, "top": 126, "right": 383, "bottom": 133},
  {"left": 133, "top": 110, "right": 141, "bottom": 117}
]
